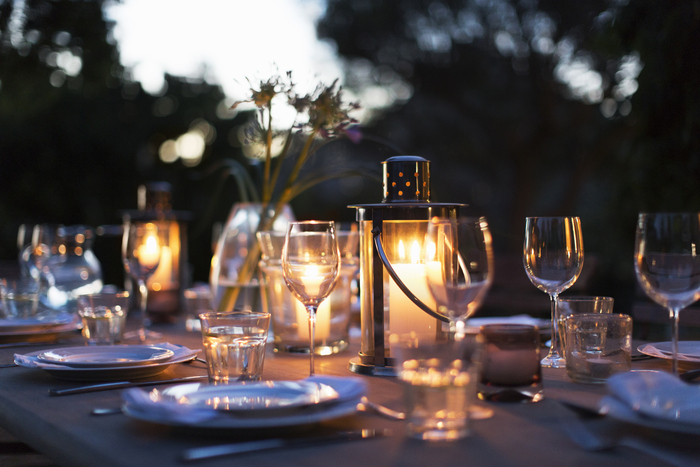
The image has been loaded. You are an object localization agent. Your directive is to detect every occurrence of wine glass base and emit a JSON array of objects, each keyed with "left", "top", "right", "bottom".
[
  {"left": 122, "top": 328, "right": 163, "bottom": 343},
  {"left": 540, "top": 355, "right": 566, "bottom": 369}
]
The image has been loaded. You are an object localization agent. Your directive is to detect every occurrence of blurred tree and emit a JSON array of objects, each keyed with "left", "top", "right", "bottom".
[
  {"left": 0, "top": 0, "right": 245, "bottom": 283},
  {"left": 318, "top": 0, "right": 700, "bottom": 308}
]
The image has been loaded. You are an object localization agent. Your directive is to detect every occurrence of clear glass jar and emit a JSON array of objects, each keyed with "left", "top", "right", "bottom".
[{"left": 42, "top": 225, "right": 103, "bottom": 312}]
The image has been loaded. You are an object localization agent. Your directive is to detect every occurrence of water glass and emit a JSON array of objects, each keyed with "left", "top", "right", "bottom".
[
  {"left": 198, "top": 311, "right": 271, "bottom": 384},
  {"left": 478, "top": 324, "right": 543, "bottom": 403},
  {"left": 76, "top": 292, "right": 130, "bottom": 345},
  {"left": 0, "top": 279, "right": 39, "bottom": 318},
  {"left": 564, "top": 313, "right": 632, "bottom": 384},
  {"left": 392, "top": 333, "right": 480, "bottom": 441}
]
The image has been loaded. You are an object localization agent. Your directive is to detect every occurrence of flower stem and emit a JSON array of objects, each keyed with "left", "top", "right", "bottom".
[{"left": 262, "top": 109, "right": 273, "bottom": 203}]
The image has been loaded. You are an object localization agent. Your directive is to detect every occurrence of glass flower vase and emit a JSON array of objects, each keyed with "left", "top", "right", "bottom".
[{"left": 210, "top": 202, "right": 295, "bottom": 312}]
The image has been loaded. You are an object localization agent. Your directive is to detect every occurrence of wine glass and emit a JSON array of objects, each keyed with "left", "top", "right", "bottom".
[
  {"left": 634, "top": 213, "right": 700, "bottom": 375},
  {"left": 281, "top": 221, "right": 340, "bottom": 376},
  {"left": 423, "top": 216, "right": 494, "bottom": 419},
  {"left": 122, "top": 222, "right": 162, "bottom": 342},
  {"left": 523, "top": 217, "right": 584, "bottom": 368},
  {"left": 30, "top": 224, "right": 61, "bottom": 307},
  {"left": 423, "top": 216, "right": 494, "bottom": 340}
]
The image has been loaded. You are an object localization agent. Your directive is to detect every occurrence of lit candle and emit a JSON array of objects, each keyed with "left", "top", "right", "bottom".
[
  {"left": 150, "top": 245, "right": 172, "bottom": 287},
  {"left": 297, "top": 300, "right": 331, "bottom": 341},
  {"left": 296, "top": 265, "right": 331, "bottom": 341},
  {"left": 137, "top": 233, "right": 161, "bottom": 269},
  {"left": 389, "top": 240, "right": 439, "bottom": 343}
]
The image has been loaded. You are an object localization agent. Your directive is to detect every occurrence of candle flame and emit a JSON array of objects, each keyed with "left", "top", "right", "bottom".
[
  {"left": 426, "top": 241, "right": 436, "bottom": 261},
  {"left": 398, "top": 240, "right": 405, "bottom": 261},
  {"left": 145, "top": 234, "right": 159, "bottom": 253},
  {"left": 410, "top": 241, "right": 421, "bottom": 264}
]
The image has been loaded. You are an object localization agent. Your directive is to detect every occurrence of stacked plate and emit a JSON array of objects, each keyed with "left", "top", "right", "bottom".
[
  {"left": 464, "top": 315, "right": 551, "bottom": 334},
  {"left": 0, "top": 313, "right": 81, "bottom": 344},
  {"left": 14, "top": 343, "right": 200, "bottom": 381},
  {"left": 122, "top": 376, "right": 368, "bottom": 430},
  {"left": 637, "top": 341, "right": 700, "bottom": 363}
]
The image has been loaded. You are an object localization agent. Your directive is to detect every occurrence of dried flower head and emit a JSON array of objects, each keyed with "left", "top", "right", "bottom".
[
  {"left": 230, "top": 72, "right": 295, "bottom": 110},
  {"left": 290, "top": 79, "right": 360, "bottom": 140}
]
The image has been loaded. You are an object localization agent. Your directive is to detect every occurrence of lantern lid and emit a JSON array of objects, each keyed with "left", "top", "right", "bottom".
[
  {"left": 381, "top": 155, "right": 431, "bottom": 203},
  {"left": 349, "top": 156, "right": 465, "bottom": 214}
]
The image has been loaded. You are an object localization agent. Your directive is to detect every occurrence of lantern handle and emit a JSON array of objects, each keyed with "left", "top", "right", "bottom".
[{"left": 372, "top": 228, "right": 450, "bottom": 323}]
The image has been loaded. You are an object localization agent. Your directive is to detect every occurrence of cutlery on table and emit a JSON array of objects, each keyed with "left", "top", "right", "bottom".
[
  {"left": 356, "top": 397, "right": 405, "bottom": 421},
  {"left": 49, "top": 375, "right": 208, "bottom": 396},
  {"left": 181, "top": 429, "right": 391, "bottom": 462}
]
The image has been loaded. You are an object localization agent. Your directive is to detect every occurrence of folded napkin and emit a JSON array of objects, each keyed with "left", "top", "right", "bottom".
[
  {"left": 605, "top": 371, "right": 700, "bottom": 425},
  {"left": 14, "top": 342, "right": 199, "bottom": 369},
  {"left": 122, "top": 385, "right": 220, "bottom": 424}
]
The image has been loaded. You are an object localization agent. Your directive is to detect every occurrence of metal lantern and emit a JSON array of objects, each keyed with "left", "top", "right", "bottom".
[
  {"left": 348, "top": 156, "right": 463, "bottom": 376},
  {"left": 122, "top": 182, "right": 190, "bottom": 322}
]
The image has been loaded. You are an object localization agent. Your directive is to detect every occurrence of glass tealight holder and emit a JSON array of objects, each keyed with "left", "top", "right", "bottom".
[
  {"left": 478, "top": 324, "right": 544, "bottom": 403},
  {"left": 564, "top": 313, "right": 632, "bottom": 384},
  {"left": 258, "top": 229, "right": 358, "bottom": 355},
  {"left": 0, "top": 278, "right": 39, "bottom": 318}
]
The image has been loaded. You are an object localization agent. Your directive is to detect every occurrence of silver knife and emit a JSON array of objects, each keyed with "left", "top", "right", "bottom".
[
  {"left": 181, "top": 429, "right": 391, "bottom": 462},
  {"left": 48, "top": 375, "right": 208, "bottom": 396}
]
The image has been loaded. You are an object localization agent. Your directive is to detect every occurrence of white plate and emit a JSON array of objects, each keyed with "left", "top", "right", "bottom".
[
  {"left": 36, "top": 345, "right": 175, "bottom": 368},
  {"left": 122, "top": 376, "right": 367, "bottom": 430},
  {"left": 0, "top": 313, "right": 75, "bottom": 333},
  {"left": 0, "top": 320, "right": 82, "bottom": 344},
  {"left": 15, "top": 343, "right": 200, "bottom": 381},
  {"left": 637, "top": 342, "right": 700, "bottom": 362},
  {"left": 600, "top": 396, "right": 700, "bottom": 436},
  {"left": 171, "top": 381, "right": 340, "bottom": 413}
]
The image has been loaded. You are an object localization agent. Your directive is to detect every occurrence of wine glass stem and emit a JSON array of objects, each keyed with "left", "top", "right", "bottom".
[
  {"left": 549, "top": 293, "right": 562, "bottom": 358},
  {"left": 138, "top": 279, "right": 150, "bottom": 341},
  {"left": 670, "top": 307, "right": 680, "bottom": 375},
  {"left": 307, "top": 305, "right": 317, "bottom": 376}
]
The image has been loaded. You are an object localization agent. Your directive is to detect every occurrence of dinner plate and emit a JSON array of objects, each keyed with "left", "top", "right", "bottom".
[
  {"left": 0, "top": 321, "right": 82, "bottom": 344},
  {"left": 0, "top": 313, "right": 75, "bottom": 333},
  {"left": 14, "top": 343, "right": 199, "bottom": 381},
  {"left": 170, "top": 381, "right": 340, "bottom": 413},
  {"left": 600, "top": 396, "right": 700, "bottom": 436},
  {"left": 637, "top": 342, "right": 700, "bottom": 362},
  {"left": 36, "top": 345, "right": 175, "bottom": 368},
  {"left": 121, "top": 376, "right": 367, "bottom": 430}
]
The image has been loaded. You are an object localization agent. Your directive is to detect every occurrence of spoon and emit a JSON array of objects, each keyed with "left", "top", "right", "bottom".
[
  {"left": 356, "top": 397, "right": 406, "bottom": 421},
  {"left": 679, "top": 369, "right": 700, "bottom": 383},
  {"left": 91, "top": 407, "right": 123, "bottom": 416}
]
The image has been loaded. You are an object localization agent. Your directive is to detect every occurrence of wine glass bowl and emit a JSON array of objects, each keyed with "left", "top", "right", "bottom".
[
  {"left": 523, "top": 217, "right": 583, "bottom": 368},
  {"left": 122, "top": 222, "right": 162, "bottom": 342},
  {"left": 634, "top": 212, "right": 700, "bottom": 375},
  {"left": 281, "top": 221, "right": 340, "bottom": 376},
  {"left": 423, "top": 216, "right": 494, "bottom": 338}
]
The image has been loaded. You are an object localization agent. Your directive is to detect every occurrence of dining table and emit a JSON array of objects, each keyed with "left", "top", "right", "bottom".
[{"left": 0, "top": 318, "right": 699, "bottom": 467}]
